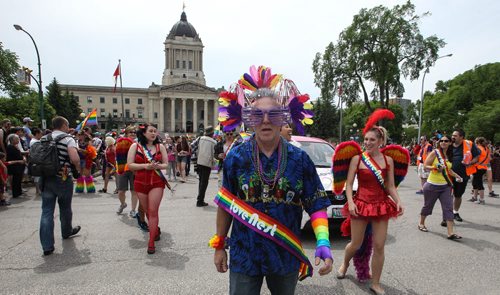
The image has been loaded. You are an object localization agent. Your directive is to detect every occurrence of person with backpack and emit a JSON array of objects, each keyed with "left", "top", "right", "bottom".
[{"left": 36, "top": 116, "right": 82, "bottom": 256}]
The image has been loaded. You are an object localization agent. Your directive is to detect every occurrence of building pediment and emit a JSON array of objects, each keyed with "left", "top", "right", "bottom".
[{"left": 160, "top": 81, "right": 217, "bottom": 94}]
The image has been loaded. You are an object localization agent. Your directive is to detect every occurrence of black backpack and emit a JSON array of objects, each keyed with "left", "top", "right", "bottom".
[{"left": 28, "top": 134, "right": 69, "bottom": 177}]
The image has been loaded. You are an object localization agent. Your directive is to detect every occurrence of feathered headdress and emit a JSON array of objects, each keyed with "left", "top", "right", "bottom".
[
  {"left": 362, "top": 109, "right": 395, "bottom": 135},
  {"left": 218, "top": 65, "right": 314, "bottom": 135}
]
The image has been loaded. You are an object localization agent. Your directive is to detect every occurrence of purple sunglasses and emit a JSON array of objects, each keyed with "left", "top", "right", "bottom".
[{"left": 242, "top": 107, "right": 291, "bottom": 127}]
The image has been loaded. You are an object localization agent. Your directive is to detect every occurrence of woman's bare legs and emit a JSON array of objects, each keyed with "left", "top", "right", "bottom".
[
  {"left": 180, "top": 161, "right": 187, "bottom": 182},
  {"left": 339, "top": 218, "right": 368, "bottom": 275},
  {"left": 370, "top": 219, "right": 389, "bottom": 294}
]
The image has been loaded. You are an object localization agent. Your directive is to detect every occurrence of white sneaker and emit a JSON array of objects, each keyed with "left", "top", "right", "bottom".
[
  {"left": 129, "top": 210, "right": 136, "bottom": 217},
  {"left": 116, "top": 203, "right": 127, "bottom": 214}
]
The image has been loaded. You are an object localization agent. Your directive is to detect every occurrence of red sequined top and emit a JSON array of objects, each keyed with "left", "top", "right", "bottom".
[
  {"left": 343, "top": 155, "right": 399, "bottom": 220},
  {"left": 134, "top": 144, "right": 163, "bottom": 185}
]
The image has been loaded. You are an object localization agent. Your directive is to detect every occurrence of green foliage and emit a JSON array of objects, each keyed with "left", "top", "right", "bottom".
[
  {"left": 342, "top": 102, "right": 404, "bottom": 143},
  {"left": 465, "top": 100, "right": 500, "bottom": 143},
  {"left": 306, "top": 98, "right": 338, "bottom": 139},
  {"left": 46, "top": 78, "right": 82, "bottom": 127},
  {"left": 404, "top": 102, "right": 418, "bottom": 125},
  {"left": 312, "top": 0, "right": 445, "bottom": 111},
  {"left": 423, "top": 63, "right": 500, "bottom": 141},
  {"left": 0, "top": 91, "right": 55, "bottom": 128},
  {"left": 0, "top": 42, "right": 29, "bottom": 97}
]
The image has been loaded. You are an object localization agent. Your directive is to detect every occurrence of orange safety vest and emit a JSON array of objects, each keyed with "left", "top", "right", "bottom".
[
  {"left": 417, "top": 143, "right": 432, "bottom": 165},
  {"left": 475, "top": 146, "right": 489, "bottom": 170},
  {"left": 463, "top": 140, "right": 477, "bottom": 176}
]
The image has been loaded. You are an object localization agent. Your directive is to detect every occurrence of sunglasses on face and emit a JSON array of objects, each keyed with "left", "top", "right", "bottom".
[
  {"left": 440, "top": 140, "right": 450, "bottom": 143},
  {"left": 225, "top": 132, "right": 233, "bottom": 136},
  {"left": 242, "top": 107, "right": 290, "bottom": 127}
]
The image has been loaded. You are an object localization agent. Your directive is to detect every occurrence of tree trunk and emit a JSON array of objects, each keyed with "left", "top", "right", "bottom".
[{"left": 356, "top": 72, "right": 372, "bottom": 112}]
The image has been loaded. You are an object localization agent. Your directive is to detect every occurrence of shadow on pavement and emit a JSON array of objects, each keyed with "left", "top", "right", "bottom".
[
  {"left": 72, "top": 192, "right": 103, "bottom": 199},
  {"left": 34, "top": 239, "right": 92, "bottom": 274},
  {"left": 457, "top": 220, "right": 500, "bottom": 234},
  {"left": 332, "top": 277, "right": 418, "bottom": 295}
]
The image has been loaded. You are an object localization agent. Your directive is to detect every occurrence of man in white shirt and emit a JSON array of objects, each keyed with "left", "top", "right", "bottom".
[
  {"left": 39, "top": 116, "right": 82, "bottom": 256},
  {"left": 196, "top": 126, "right": 216, "bottom": 207}
]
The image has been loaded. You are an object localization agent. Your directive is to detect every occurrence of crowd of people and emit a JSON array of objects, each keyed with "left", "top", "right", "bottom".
[
  {"left": 414, "top": 130, "right": 499, "bottom": 242},
  {"left": 1, "top": 66, "right": 499, "bottom": 295}
]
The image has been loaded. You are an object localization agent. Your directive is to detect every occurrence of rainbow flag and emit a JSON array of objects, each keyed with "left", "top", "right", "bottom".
[
  {"left": 76, "top": 109, "right": 98, "bottom": 131},
  {"left": 238, "top": 131, "right": 252, "bottom": 142}
]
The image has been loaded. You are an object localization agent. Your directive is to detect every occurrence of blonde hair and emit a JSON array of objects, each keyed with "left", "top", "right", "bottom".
[
  {"left": 366, "top": 126, "right": 388, "bottom": 146},
  {"left": 105, "top": 136, "right": 115, "bottom": 147}
]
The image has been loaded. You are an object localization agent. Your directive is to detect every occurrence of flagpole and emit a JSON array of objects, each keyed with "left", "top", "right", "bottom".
[{"left": 119, "top": 59, "right": 125, "bottom": 127}]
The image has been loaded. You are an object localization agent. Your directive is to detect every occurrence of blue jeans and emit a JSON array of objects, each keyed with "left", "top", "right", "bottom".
[
  {"left": 39, "top": 176, "right": 74, "bottom": 251},
  {"left": 229, "top": 270, "right": 299, "bottom": 295}
]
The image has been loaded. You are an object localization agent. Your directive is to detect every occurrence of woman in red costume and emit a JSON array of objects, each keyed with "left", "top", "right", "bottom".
[
  {"left": 337, "top": 119, "right": 404, "bottom": 295},
  {"left": 127, "top": 124, "right": 168, "bottom": 254}
]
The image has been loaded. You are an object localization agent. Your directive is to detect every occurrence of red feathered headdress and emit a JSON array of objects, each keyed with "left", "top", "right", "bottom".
[{"left": 363, "top": 109, "right": 395, "bottom": 135}]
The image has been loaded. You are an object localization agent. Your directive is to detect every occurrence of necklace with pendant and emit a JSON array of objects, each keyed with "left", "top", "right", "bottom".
[{"left": 251, "top": 138, "right": 288, "bottom": 191}]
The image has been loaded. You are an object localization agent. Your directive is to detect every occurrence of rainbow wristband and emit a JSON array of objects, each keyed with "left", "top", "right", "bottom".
[
  {"left": 311, "top": 211, "right": 331, "bottom": 248},
  {"left": 208, "top": 234, "right": 226, "bottom": 250}
]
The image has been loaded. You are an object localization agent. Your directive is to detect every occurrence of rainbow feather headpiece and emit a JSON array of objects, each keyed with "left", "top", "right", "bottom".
[{"left": 218, "top": 65, "right": 314, "bottom": 135}]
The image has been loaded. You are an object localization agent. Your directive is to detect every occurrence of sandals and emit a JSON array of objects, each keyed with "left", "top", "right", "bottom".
[
  {"left": 447, "top": 234, "right": 462, "bottom": 240},
  {"left": 418, "top": 224, "right": 428, "bottom": 232},
  {"left": 336, "top": 264, "right": 348, "bottom": 279}
]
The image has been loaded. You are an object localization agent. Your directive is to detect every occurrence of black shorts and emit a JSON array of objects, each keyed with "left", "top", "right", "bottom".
[{"left": 453, "top": 177, "right": 469, "bottom": 198}]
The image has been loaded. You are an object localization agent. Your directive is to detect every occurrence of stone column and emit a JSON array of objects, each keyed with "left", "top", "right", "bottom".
[
  {"left": 193, "top": 98, "right": 198, "bottom": 133},
  {"left": 148, "top": 97, "right": 154, "bottom": 123},
  {"left": 170, "top": 98, "right": 176, "bottom": 132},
  {"left": 159, "top": 98, "right": 164, "bottom": 131},
  {"left": 213, "top": 99, "right": 219, "bottom": 128},
  {"left": 204, "top": 99, "right": 208, "bottom": 128},
  {"left": 182, "top": 98, "right": 187, "bottom": 132}
]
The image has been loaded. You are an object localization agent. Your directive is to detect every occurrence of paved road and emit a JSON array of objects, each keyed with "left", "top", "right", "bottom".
[{"left": 1, "top": 169, "right": 500, "bottom": 294}]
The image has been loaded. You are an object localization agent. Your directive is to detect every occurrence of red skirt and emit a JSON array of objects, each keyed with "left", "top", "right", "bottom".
[{"left": 342, "top": 197, "right": 399, "bottom": 221}]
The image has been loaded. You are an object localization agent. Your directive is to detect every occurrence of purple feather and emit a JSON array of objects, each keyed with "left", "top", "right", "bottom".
[
  {"left": 353, "top": 224, "right": 373, "bottom": 282},
  {"left": 243, "top": 73, "right": 257, "bottom": 88}
]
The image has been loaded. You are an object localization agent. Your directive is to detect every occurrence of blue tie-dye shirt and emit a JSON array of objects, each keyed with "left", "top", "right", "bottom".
[{"left": 222, "top": 138, "right": 331, "bottom": 276}]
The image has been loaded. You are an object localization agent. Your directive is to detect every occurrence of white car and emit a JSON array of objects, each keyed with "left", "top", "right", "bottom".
[{"left": 290, "top": 136, "right": 358, "bottom": 229}]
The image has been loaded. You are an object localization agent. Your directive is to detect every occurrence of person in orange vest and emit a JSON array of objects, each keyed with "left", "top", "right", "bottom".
[
  {"left": 443, "top": 129, "right": 481, "bottom": 225},
  {"left": 470, "top": 137, "right": 489, "bottom": 204},
  {"left": 416, "top": 136, "right": 433, "bottom": 194}
]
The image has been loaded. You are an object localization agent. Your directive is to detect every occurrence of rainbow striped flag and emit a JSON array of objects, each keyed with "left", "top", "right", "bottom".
[
  {"left": 214, "top": 187, "right": 313, "bottom": 280},
  {"left": 76, "top": 109, "right": 98, "bottom": 131}
]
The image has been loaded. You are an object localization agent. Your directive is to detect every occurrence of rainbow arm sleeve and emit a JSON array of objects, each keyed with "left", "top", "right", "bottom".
[{"left": 311, "top": 210, "right": 333, "bottom": 260}]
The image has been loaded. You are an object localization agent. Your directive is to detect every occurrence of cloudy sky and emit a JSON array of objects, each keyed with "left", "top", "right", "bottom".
[{"left": 2, "top": 0, "right": 499, "bottom": 104}]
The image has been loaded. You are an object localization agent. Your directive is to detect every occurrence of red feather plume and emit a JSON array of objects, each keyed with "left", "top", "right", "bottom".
[{"left": 363, "top": 109, "right": 395, "bottom": 135}]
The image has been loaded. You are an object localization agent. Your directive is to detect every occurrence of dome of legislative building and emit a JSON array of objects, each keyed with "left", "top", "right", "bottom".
[{"left": 167, "top": 11, "right": 200, "bottom": 41}]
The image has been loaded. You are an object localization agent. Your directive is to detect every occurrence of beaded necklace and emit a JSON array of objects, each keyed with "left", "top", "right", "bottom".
[{"left": 251, "top": 137, "right": 288, "bottom": 190}]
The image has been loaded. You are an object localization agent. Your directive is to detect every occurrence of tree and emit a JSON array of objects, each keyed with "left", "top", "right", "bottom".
[
  {"left": 465, "top": 100, "right": 500, "bottom": 142},
  {"left": 46, "top": 78, "right": 82, "bottom": 127},
  {"left": 423, "top": 63, "right": 500, "bottom": 141},
  {"left": 306, "top": 98, "right": 338, "bottom": 139},
  {"left": 313, "top": 1, "right": 445, "bottom": 111},
  {"left": 64, "top": 90, "right": 83, "bottom": 127},
  {"left": 404, "top": 101, "right": 418, "bottom": 125},
  {"left": 0, "top": 91, "right": 55, "bottom": 128},
  {"left": 0, "top": 42, "right": 29, "bottom": 97}
]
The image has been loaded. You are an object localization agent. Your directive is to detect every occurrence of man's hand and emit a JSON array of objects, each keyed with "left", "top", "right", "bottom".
[
  {"left": 314, "top": 246, "right": 333, "bottom": 275},
  {"left": 214, "top": 249, "right": 228, "bottom": 273},
  {"left": 315, "top": 256, "right": 333, "bottom": 276}
]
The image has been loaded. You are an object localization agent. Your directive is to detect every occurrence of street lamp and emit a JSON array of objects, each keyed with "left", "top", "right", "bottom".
[
  {"left": 417, "top": 53, "right": 453, "bottom": 141},
  {"left": 14, "top": 24, "right": 45, "bottom": 129}
]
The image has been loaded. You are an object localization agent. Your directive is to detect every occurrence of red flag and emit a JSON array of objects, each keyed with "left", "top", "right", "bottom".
[
  {"left": 113, "top": 63, "right": 120, "bottom": 93},
  {"left": 338, "top": 81, "right": 343, "bottom": 96}
]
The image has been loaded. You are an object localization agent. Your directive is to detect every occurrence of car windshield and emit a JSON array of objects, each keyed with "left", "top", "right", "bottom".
[{"left": 291, "top": 141, "right": 333, "bottom": 168}]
